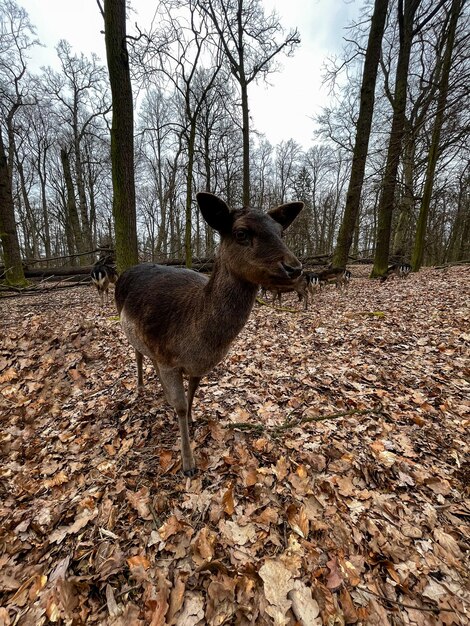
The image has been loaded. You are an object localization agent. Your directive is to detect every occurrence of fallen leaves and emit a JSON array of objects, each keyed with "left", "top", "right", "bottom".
[{"left": 0, "top": 266, "right": 469, "bottom": 624}]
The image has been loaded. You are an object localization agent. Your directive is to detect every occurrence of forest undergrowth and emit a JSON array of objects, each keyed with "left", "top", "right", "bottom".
[{"left": 0, "top": 265, "right": 469, "bottom": 625}]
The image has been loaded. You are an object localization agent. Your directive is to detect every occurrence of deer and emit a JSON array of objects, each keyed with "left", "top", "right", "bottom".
[
  {"left": 91, "top": 255, "right": 118, "bottom": 306},
  {"left": 318, "top": 266, "right": 351, "bottom": 291},
  {"left": 268, "top": 271, "right": 320, "bottom": 310},
  {"left": 381, "top": 262, "right": 412, "bottom": 282},
  {"left": 115, "top": 192, "right": 303, "bottom": 475}
]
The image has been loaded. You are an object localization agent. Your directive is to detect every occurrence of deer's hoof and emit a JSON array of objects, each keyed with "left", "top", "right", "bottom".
[{"left": 183, "top": 467, "right": 197, "bottom": 477}]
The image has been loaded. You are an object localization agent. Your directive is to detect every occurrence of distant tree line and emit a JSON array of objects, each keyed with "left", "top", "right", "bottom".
[{"left": 0, "top": 0, "right": 468, "bottom": 286}]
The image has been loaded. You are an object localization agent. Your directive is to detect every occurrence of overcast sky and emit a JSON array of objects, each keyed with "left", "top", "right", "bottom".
[{"left": 18, "top": 0, "right": 362, "bottom": 148}]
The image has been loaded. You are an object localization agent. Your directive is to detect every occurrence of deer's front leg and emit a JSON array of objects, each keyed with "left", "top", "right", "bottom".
[
  {"left": 187, "top": 376, "right": 201, "bottom": 426},
  {"left": 158, "top": 366, "right": 195, "bottom": 475}
]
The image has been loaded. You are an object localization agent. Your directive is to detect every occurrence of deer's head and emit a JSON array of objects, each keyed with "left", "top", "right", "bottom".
[{"left": 197, "top": 192, "right": 303, "bottom": 289}]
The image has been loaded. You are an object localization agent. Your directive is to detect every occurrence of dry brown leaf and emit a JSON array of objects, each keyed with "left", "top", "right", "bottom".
[
  {"left": 159, "top": 449, "right": 175, "bottom": 472},
  {"left": 206, "top": 574, "right": 236, "bottom": 626},
  {"left": 192, "top": 526, "right": 217, "bottom": 565},
  {"left": 288, "top": 580, "right": 322, "bottom": 626},
  {"left": 326, "top": 557, "right": 343, "bottom": 590},
  {"left": 286, "top": 504, "right": 309, "bottom": 539},
  {"left": 127, "top": 554, "right": 151, "bottom": 570},
  {"left": 167, "top": 574, "right": 187, "bottom": 626},
  {"left": 174, "top": 592, "right": 204, "bottom": 626},
  {"left": 433, "top": 528, "right": 462, "bottom": 558},
  {"left": 222, "top": 481, "right": 235, "bottom": 515},
  {"left": 274, "top": 456, "right": 289, "bottom": 481},
  {"left": 219, "top": 520, "right": 257, "bottom": 546},
  {"left": 106, "top": 584, "right": 122, "bottom": 618},
  {"left": 49, "top": 508, "right": 98, "bottom": 544},
  {"left": 159, "top": 515, "right": 184, "bottom": 541},
  {"left": 259, "top": 559, "right": 294, "bottom": 626},
  {"left": 126, "top": 487, "right": 152, "bottom": 520}
]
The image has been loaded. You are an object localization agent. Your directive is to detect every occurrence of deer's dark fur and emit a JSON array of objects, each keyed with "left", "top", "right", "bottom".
[{"left": 115, "top": 192, "right": 303, "bottom": 475}]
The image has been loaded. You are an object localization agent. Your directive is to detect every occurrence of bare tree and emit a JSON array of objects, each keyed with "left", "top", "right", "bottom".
[
  {"left": 98, "top": 0, "right": 138, "bottom": 272},
  {"left": 197, "top": 0, "right": 300, "bottom": 205},
  {"left": 0, "top": 0, "right": 39, "bottom": 285},
  {"left": 136, "top": 0, "right": 222, "bottom": 267},
  {"left": 332, "top": 0, "right": 389, "bottom": 268},
  {"left": 372, "top": 0, "right": 448, "bottom": 277},
  {"left": 412, "top": 0, "right": 465, "bottom": 270}
]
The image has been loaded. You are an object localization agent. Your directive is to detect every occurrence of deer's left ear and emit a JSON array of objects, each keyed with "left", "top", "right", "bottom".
[
  {"left": 268, "top": 202, "right": 304, "bottom": 231},
  {"left": 197, "top": 192, "right": 233, "bottom": 234}
]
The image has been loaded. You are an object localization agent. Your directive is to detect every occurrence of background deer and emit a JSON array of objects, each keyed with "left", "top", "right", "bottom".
[
  {"left": 91, "top": 255, "right": 118, "bottom": 305},
  {"left": 115, "top": 192, "right": 303, "bottom": 475},
  {"left": 318, "top": 266, "right": 351, "bottom": 290},
  {"left": 381, "top": 262, "right": 412, "bottom": 281},
  {"left": 268, "top": 271, "right": 320, "bottom": 310}
]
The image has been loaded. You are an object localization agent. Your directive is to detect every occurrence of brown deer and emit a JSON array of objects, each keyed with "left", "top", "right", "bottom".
[
  {"left": 115, "top": 192, "right": 303, "bottom": 475},
  {"left": 318, "top": 266, "right": 351, "bottom": 291},
  {"left": 91, "top": 256, "right": 118, "bottom": 305},
  {"left": 381, "top": 262, "right": 412, "bottom": 282},
  {"left": 269, "top": 271, "right": 320, "bottom": 310}
]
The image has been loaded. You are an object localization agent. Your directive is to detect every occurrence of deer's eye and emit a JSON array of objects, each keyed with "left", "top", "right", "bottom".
[{"left": 234, "top": 229, "right": 250, "bottom": 245}]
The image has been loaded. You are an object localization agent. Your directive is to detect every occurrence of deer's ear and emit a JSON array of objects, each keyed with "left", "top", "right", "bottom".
[
  {"left": 197, "top": 192, "right": 232, "bottom": 233},
  {"left": 268, "top": 201, "right": 304, "bottom": 231}
]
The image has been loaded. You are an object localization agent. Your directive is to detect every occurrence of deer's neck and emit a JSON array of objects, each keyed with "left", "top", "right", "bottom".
[{"left": 202, "top": 258, "right": 258, "bottom": 344}]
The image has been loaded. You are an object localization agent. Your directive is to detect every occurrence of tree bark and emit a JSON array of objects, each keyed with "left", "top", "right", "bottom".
[
  {"left": 103, "top": 0, "right": 138, "bottom": 273},
  {"left": 0, "top": 130, "right": 26, "bottom": 286},
  {"left": 60, "top": 147, "right": 82, "bottom": 266},
  {"left": 73, "top": 131, "right": 93, "bottom": 255},
  {"left": 185, "top": 121, "right": 197, "bottom": 268},
  {"left": 392, "top": 125, "right": 415, "bottom": 257},
  {"left": 38, "top": 155, "right": 52, "bottom": 259},
  {"left": 372, "top": 0, "right": 421, "bottom": 278},
  {"left": 411, "top": 0, "right": 463, "bottom": 270},
  {"left": 333, "top": 0, "right": 389, "bottom": 268}
]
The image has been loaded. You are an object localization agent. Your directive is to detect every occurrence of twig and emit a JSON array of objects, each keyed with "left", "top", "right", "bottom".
[
  {"left": 227, "top": 404, "right": 384, "bottom": 434},
  {"left": 0, "top": 281, "right": 90, "bottom": 298},
  {"left": 255, "top": 297, "right": 304, "bottom": 314},
  {"left": 355, "top": 585, "right": 456, "bottom": 614},
  {"left": 272, "top": 406, "right": 382, "bottom": 433},
  {"left": 433, "top": 260, "right": 470, "bottom": 270}
]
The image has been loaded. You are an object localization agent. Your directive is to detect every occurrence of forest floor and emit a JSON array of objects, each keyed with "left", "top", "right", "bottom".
[{"left": 0, "top": 264, "right": 469, "bottom": 626}]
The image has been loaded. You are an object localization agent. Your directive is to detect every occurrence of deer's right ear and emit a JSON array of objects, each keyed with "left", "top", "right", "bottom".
[
  {"left": 268, "top": 201, "right": 304, "bottom": 231},
  {"left": 196, "top": 192, "right": 232, "bottom": 233}
]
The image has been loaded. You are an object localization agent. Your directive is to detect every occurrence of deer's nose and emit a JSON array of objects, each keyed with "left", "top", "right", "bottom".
[{"left": 282, "top": 262, "right": 302, "bottom": 279}]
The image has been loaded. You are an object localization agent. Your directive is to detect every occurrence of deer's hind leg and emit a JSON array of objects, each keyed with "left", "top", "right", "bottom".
[{"left": 135, "top": 350, "right": 144, "bottom": 389}]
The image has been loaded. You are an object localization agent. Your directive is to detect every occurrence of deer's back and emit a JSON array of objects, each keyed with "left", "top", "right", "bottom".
[
  {"left": 115, "top": 263, "right": 217, "bottom": 372},
  {"left": 116, "top": 263, "right": 208, "bottom": 318}
]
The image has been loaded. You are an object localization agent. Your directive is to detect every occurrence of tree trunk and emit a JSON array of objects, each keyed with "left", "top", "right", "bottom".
[
  {"left": 60, "top": 147, "right": 82, "bottom": 266},
  {"left": 38, "top": 159, "right": 52, "bottom": 259},
  {"left": 447, "top": 170, "right": 469, "bottom": 261},
  {"left": 240, "top": 79, "right": 251, "bottom": 206},
  {"left": 0, "top": 130, "right": 26, "bottom": 286},
  {"left": 15, "top": 155, "right": 39, "bottom": 259},
  {"left": 457, "top": 199, "right": 470, "bottom": 261},
  {"left": 333, "top": 0, "right": 389, "bottom": 268},
  {"left": 185, "top": 121, "right": 197, "bottom": 268},
  {"left": 103, "top": 0, "right": 138, "bottom": 273},
  {"left": 411, "top": 0, "right": 463, "bottom": 270},
  {"left": 73, "top": 136, "right": 93, "bottom": 255},
  {"left": 372, "top": 0, "right": 420, "bottom": 278},
  {"left": 392, "top": 127, "right": 415, "bottom": 257}
]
